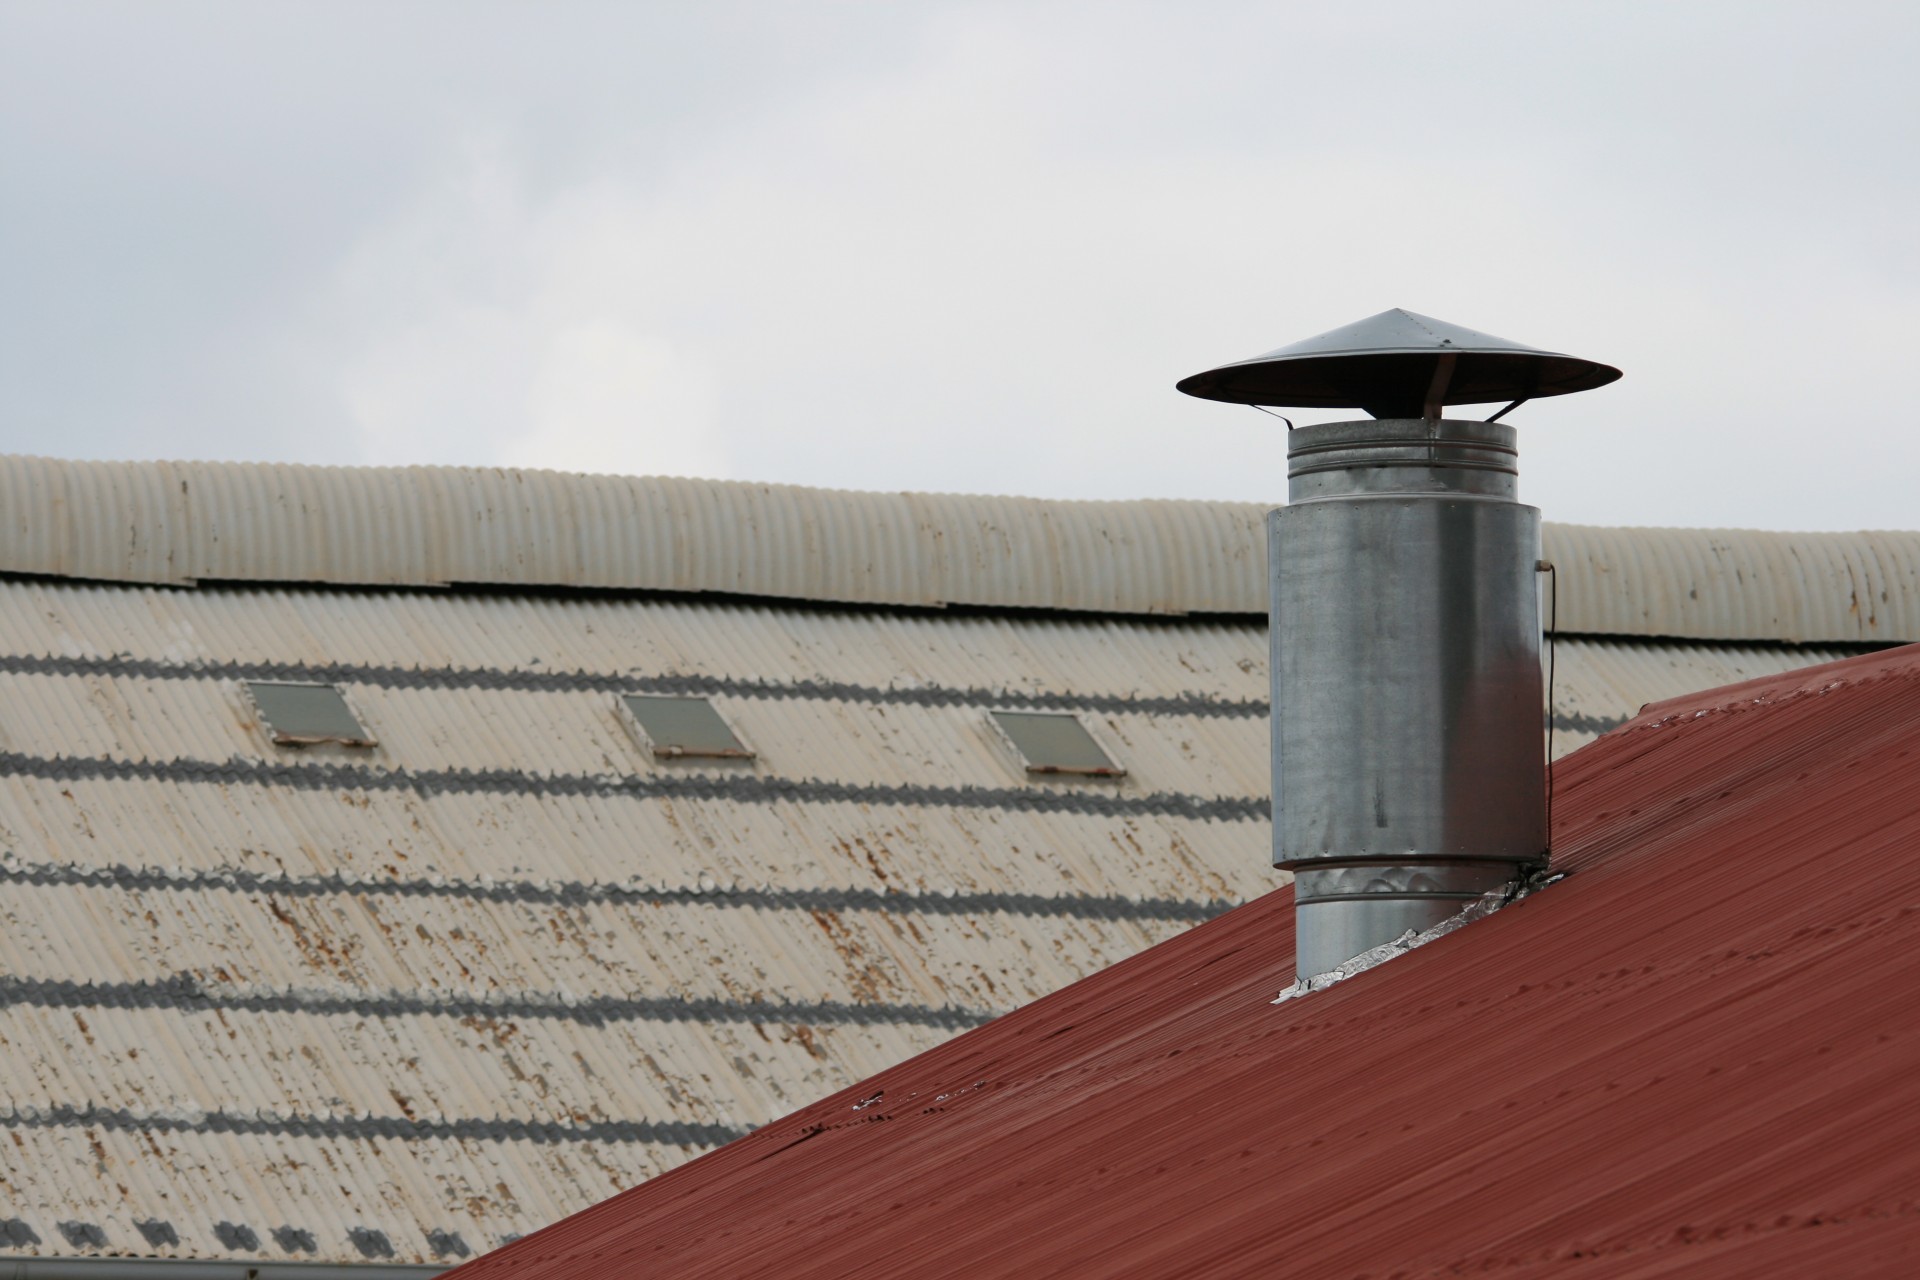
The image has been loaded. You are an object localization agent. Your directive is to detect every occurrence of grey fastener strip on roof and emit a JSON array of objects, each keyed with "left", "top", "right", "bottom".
[
  {"left": 0, "top": 653, "right": 1268, "bottom": 720},
  {"left": 0, "top": 652, "right": 1626, "bottom": 733},
  {"left": 0, "top": 974, "right": 992, "bottom": 1031},
  {"left": 0, "top": 1103, "right": 747, "bottom": 1149},
  {"left": 0, "top": 751, "right": 1266, "bottom": 822},
  {"left": 0, "top": 861, "right": 1237, "bottom": 925},
  {"left": 1553, "top": 710, "right": 1632, "bottom": 735}
]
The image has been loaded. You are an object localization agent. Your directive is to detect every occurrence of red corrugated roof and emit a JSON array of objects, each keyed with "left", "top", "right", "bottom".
[{"left": 453, "top": 644, "right": 1920, "bottom": 1278}]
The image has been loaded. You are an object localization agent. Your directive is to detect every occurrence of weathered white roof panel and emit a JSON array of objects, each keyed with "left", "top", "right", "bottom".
[
  {"left": 7, "top": 454, "right": 1917, "bottom": 642},
  {"left": 1545, "top": 522, "right": 1920, "bottom": 644},
  {"left": 0, "top": 455, "right": 1262, "bottom": 614}
]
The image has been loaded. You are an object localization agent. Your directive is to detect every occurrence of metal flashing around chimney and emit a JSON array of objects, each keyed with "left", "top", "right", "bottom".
[{"left": 1180, "top": 310, "right": 1617, "bottom": 979}]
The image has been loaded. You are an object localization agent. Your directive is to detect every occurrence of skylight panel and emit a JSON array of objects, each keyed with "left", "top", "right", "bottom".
[
  {"left": 622, "top": 695, "right": 754, "bottom": 760},
  {"left": 246, "top": 681, "right": 375, "bottom": 747},
  {"left": 990, "top": 710, "right": 1124, "bottom": 777}
]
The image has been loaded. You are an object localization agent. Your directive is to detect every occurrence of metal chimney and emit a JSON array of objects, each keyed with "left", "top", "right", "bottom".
[{"left": 1178, "top": 308, "right": 1620, "bottom": 980}]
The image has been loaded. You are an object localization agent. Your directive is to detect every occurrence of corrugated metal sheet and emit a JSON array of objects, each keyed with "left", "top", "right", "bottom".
[
  {"left": 0, "top": 575, "right": 1885, "bottom": 1267},
  {"left": 461, "top": 643, "right": 1920, "bottom": 1279},
  {"left": 0, "top": 579, "right": 1268, "bottom": 1268},
  {"left": 5, "top": 455, "right": 1920, "bottom": 642},
  {"left": 1546, "top": 522, "right": 1920, "bottom": 644},
  {"left": 0, "top": 455, "right": 1262, "bottom": 615}
]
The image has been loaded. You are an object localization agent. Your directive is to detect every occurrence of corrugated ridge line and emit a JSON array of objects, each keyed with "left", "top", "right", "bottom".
[
  {"left": 0, "top": 771, "right": 1278, "bottom": 906},
  {"left": 0, "top": 985, "right": 961, "bottom": 1135},
  {"left": 0, "top": 975, "right": 964, "bottom": 1137},
  {"left": 0, "top": 653, "right": 1266, "bottom": 718},
  {"left": 0, "top": 1103, "right": 746, "bottom": 1149},
  {"left": 0, "top": 864, "right": 1213, "bottom": 1022},
  {"left": 7, "top": 455, "right": 1920, "bottom": 640},
  {"left": 0, "top": 861, "right": 1234, "bottom": 923},
  {"left": 0, "top": 973, "right": 991, "bottom": 1030},
  {"left": 0, "top": 749, "right": 1266, "bottom": 820}
]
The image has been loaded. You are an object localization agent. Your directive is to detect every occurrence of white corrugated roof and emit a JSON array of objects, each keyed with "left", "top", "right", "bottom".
[{"left": 4, "top": 454, "right": 1919, "bottom": 643}]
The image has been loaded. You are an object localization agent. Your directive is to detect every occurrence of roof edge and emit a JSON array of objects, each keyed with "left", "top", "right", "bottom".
[
  {"left": 1631, "top": 640, "right": 1920, "bottom": 723},
  {"left": 0, "top": 1259, "right": 445, "bottom": 1280},
  {"left": 0, "top": 454, "right": 1262, "bottom": 617},
  {"left": 5, "top": 454, "right": 1920, "bottom": 643}
]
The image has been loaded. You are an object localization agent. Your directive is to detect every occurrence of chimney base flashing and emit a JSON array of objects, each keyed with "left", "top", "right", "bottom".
[{"left": 1290, "top": 859, "right": 1527, "bottom": 980}]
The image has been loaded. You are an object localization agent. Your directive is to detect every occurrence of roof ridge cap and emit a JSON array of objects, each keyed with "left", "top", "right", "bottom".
[{"left": 1632, "top": 642, "right": 1920, "bottom": 723}]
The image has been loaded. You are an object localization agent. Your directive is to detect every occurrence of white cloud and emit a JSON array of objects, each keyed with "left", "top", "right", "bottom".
[
  {"left": 322, "top": 141, "right": 727, "bottom": 479},
  {"left": 8, "top": 1, "right": 1920, "bottom": 528},
  {"left": 515, "top": 324, "right": 722, "bottom": 479}
]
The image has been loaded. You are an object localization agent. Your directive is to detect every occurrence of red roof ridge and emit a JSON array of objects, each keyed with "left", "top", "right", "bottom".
[{"left": 1629, "top": 639, "right": 1920, "bottom": 725}]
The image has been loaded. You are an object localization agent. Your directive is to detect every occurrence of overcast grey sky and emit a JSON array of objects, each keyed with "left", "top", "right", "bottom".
[{"left": 2, "top": 1, "right": 1916, "bottom": 528}]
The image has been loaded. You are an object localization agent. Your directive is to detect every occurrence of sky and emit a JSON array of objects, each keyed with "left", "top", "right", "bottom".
[{"left": 2, "top": 1, "right": 1916, "bottom": 529}]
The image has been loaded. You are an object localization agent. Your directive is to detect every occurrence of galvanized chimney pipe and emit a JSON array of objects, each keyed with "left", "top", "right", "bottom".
[
  {"left": 1176, "top": 308, "right": 1620, "bottom": 981},
  {"left": 1271, "top": 418, "right": 1544, "bottom": 979}
]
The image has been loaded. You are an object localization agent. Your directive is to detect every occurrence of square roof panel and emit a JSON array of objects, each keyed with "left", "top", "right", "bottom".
[
  {"left": 622, "top": 695, "right": 754, "bottom": 760},
  {"left": 990, "top": 710, "right": 1124, "bottom": 777},
  {"left": 246, "top": 682, "right": 375, "bottom": 747}
]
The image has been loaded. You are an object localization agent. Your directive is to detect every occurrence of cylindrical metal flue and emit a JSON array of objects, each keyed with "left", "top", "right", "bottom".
[
  {"left": 1272, "top": 418, "right": 1545, "bottom": 979},
  {"left": 1177, "top": 308, "right": 1618, "bottom": 982}
]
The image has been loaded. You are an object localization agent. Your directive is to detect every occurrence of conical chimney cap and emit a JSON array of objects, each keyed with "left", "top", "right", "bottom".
[{"left": 1175, "top": 308, "right": 1621, "bottom": 417}]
